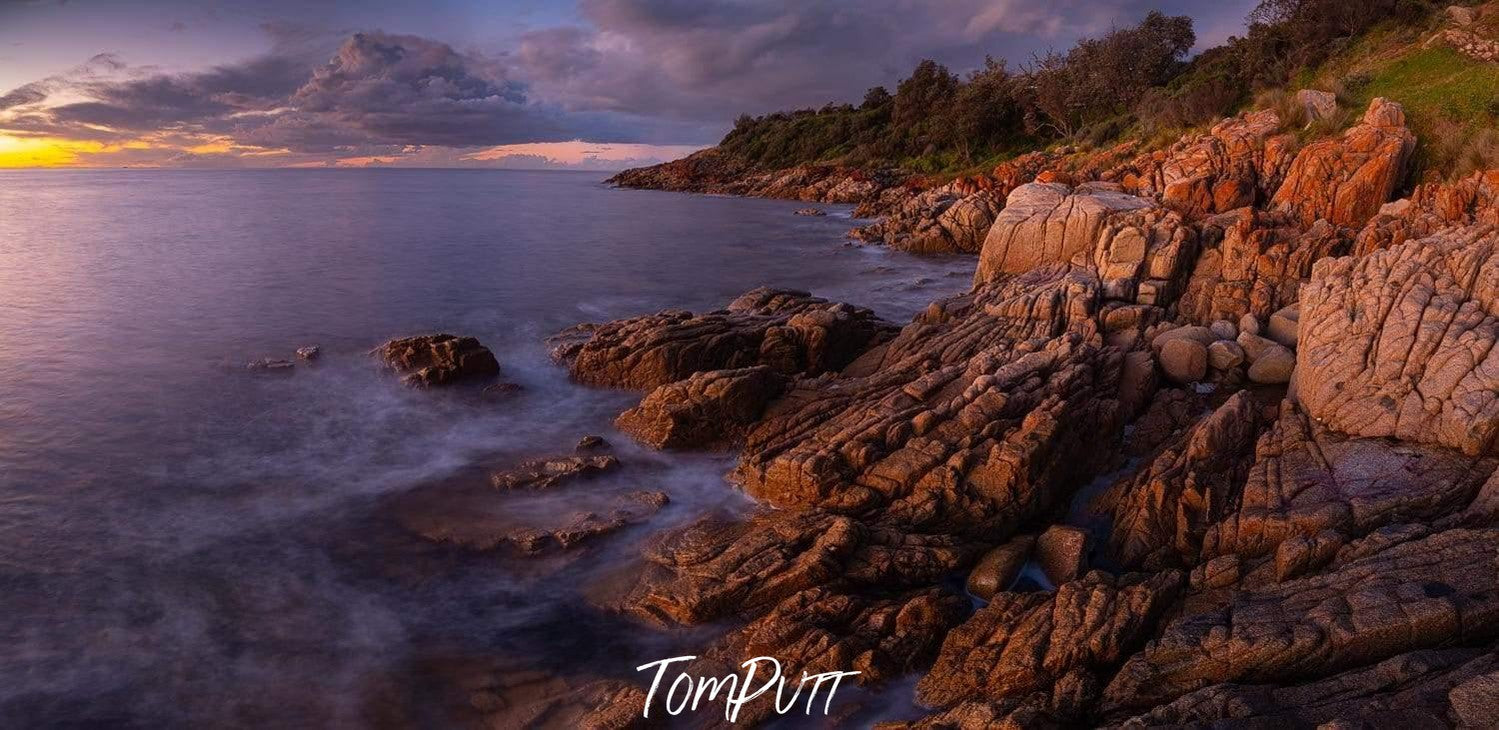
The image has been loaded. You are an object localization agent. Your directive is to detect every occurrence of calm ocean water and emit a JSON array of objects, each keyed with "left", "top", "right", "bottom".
[{"left": 0, "top": 169, "right": 971, "bottom": 727}]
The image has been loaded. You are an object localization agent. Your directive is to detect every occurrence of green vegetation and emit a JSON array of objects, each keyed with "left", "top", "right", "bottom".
[{"left": 712, "top": 0, "right": 1490, "bottom": 177}]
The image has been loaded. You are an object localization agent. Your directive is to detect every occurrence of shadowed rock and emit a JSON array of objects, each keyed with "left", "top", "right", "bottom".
[
  {"left": 614, "top": 366, "right": 787, "bottom": 450},
  {"left": 549, "top": 287, "right": 895, "bottom": 390},
  {"left": 1103, "top": 527, "right": 1499, "bottom": 711}
]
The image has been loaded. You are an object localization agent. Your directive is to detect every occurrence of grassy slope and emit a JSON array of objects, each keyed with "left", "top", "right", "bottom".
[{"left": 1298, "top": 14, "right": 1499, "bottom": 179}]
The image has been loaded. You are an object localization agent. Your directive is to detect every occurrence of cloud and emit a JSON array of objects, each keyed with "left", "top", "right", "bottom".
[{"left": 0, "top": 1, "right": 1256, "bottom": 167}]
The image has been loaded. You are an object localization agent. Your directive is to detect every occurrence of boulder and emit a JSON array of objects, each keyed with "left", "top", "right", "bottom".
[
  {"left": 966, "top": 536, "right": 1036, "bottom": 600},
  {"left": 1239, "top": 312, "right": 1261, "bottom": 336},
  {"left": 1034, "top": 525, "right": 1089, "bottom": 585},
  {"left": 614, "top": 366, "right": 786, "bottom": 450},
  {"left": 1208, "top": 340, "right": 1245, "bottom": 370},
  {"left": 373, "top": 334, "right": 500, "bottom": 387},
  {"left": 975, "top": 184, "right": 1197, "bottom": 307},
  {"left": 1271, "top": 98, "right": 1416, "bottom": 229},
  {"left": 1201, "top": 401, "right": 1497, "bottom": 563},
  {"left": 1297, "top": 226, "right": 1499, "bottom": 455},
  {"left": 1209, "top": 319, "right": 1237, "bottom": 341},
  {"left": 1295, "top": 89, "right": 1338, "bottom": 122},
  {"left": 1236, "top": 331, "right": 1278, "bottom": 362},
  {"left": 1247, "top": 344, "right": 1295, "bottom": 384},
  {"left": 296, "top": 345, "right": 320, "bottom": 360},
  {"left": 1266, "top": 304, "right": 1300, "bottom": 347},
  {"left": 1160, "top": 338, "right": 1207, "bottom": 384}
]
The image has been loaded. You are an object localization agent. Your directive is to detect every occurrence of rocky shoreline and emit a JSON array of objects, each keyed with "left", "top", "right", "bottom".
[{"left": 394, "top": 96, "right": 1499, "bottom": 726}]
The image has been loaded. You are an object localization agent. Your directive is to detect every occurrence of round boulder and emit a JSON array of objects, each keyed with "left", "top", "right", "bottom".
[{"left": 1160, "top": 338, "right": 1208, "bottom": 383}]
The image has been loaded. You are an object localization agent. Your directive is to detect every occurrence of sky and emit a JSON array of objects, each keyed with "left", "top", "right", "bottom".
[{"left": 0, "top": 0, "right": 1260, "bottom": 169}]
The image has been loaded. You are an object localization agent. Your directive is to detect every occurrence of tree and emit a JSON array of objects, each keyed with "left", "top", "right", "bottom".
[{"left": 861, "top": 86, "right": 892, "bottom": 110}]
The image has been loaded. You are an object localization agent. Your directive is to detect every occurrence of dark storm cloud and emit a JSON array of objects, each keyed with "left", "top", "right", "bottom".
[
  {"left": 513, "top": 0, "right": 1256, "bottom": 128},
  {"left": 0, "top": 1, "right": 1258, "bottom": 157}
]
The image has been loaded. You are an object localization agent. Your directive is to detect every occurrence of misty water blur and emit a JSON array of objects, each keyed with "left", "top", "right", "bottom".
[{"left": 0, "top": 169, "right": 972, "bottom": 727}]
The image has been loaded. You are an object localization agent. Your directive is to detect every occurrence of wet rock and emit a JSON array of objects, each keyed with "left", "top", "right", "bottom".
[
  {"left": 247, "top": 358, "right": 295, "bottom": 373},
  {"left": 1103, "top": 527, "right": 1499, "bottom": 711},
  {"left": 1034, "top": 525, "right": 1089, "bottom": 585},
  {"left": 549, "top": 287, "right": 895, "bottom": 390},
  {"left": 373, "top": 334, "right": 501, "bottom": 387},
  {"left": 918, "top": 570, "right": 1183, "bottom": 710},
  {"left": 1246, "top": 344, "right": 1295, "bottom": 384},
  {"left": 489, "top": 455, "right": 620, "bottom": 490},
  {"left": 967, "top": 536, "right": 1036, "bottom": 600},
  {"left": 575, "top": 435, "right": 609, "bottom": 453},
  {"left": 614, "top": 366, "right": 786, "bottom": 450},
  {"left": 794, "top": 207, "right": 826, "bottom": 216},
  {"left": 1271, "top": 98, "right": 1416, "bottom": 229},
  {"left": 506, "top": 491, "right": 670, "bottom": 554},
  {"left": 296, "top": 345, "right": 320, "bottom": 360},
  {"left": 852, "top": 186, "right": 1005, "bottom": 254},
  {"left": 398, "top": 486, "right": 668, "bottom": 556},
  {"left": 1159, "top": 338, "right": 1207, "bottom": 384},
  {"left": 484, "top": 382, "right": 524, "bottom": 398},
  {"left": 1297, "top": 226, "right": 1499, "bottom": 455}
]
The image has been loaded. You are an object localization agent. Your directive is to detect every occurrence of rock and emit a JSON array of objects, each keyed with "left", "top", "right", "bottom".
[
  {"left": 1296, "top": 89, "right": 1338, "bottom": 122},
  {"left": 295, "top": 345, "right": 320, "bottom": 360},
  {"left": 1176, "top": 210, "right": 1348, "bottom": 324},
  {"left": 1447, "top": 5, "right": 1479, "bottom": 25},
  {"left": 1239, "top": 312, "right": 1261, "bottom": 336},
  {"left": 1208, "top": 319, "right": 1237, "bottom": 341},
  {"left": 1247, "top": 344, "right": 1295, "bottom": 384},
  {"left": 1151, "top": 325, "right": 1216, "bottom": 350},
  {"left": 1160, "top": 338, "right": 1208, "bottom": 383},
  {"left": 246, "top": 358, "right": 294, "bottom": 373},
  {"left": 917, "top": 571, "right": 1183, "bottom": 710},
  {"left": 1271, "top": 98, "right": 1416, "bottom": 229},
  {"left": 966, "top": 536, "right": 1036, "bottom": 600},
  {"left": 1200, "top": 401, "right": 1497, "bottom": 563},
  {"left": 483, "top": 382, "right": 523, "bottom": 398},
  {"left": 1266, "top": 304, "right": 1299, "bottom": 347},
  {"left": 853, "top": 187, "right": 1006, "bottom": 254},
  {"left": 1034, "top": 525, "right": 1089, "bottom": 585},
  {"left": 607, "top": 148, "right": 904, "bottom": 204},
  {"left": 575, "top": 435, "right": 609, "bottom": 453},
  {"left": 1236, "top": 331, "right": 1278, "bottom": 363},
  {"left": 1355, "top": 170, "right": 1499, "bottom": 256},
  {"left": 549, "top": 287, "right": 894, "bottom": 390},
  {"left": 1103, "top": 528, "right": 1499, "bottom": 712},
  {"left": 1115, "top": 646, "right": 1499, "bottom": 728},
  {"left": 736, "top": 265, "right": 1125, "bottom": 534},
  {"left": 1297, "top": 226, "right": 1499, "bottom": 455},
  {"left": 1119, "top": 109, "right": 1293, "bottom": 219},
  {"left": 793, "top": 207, "right": 826, "bottom": 216},
  {"left": 1207, "top": 340, "right": 1245, "bottom": 370},
  {"left": 1118, "top": 349, "right": 1159, "bottom": 418},
  {"left": 489, "top": 455, "right": 620, "bottom": 490},
  {"left": 975, "top": 184, "right": 1197, "bottom": 308},
  {"left": 614, "top": 366, "right": 787, "bottom": 450},
  {"left": 373, "top": 334, "right": 500, "bottom": 387},
  {"left": 1101, "top": 392, "right": 1266, "bottom": 569}
]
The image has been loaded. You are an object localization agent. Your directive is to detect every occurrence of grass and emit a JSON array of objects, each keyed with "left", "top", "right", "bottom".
[{"left": 1303, "top": 22, "right": 1499, "bottom": 180}]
